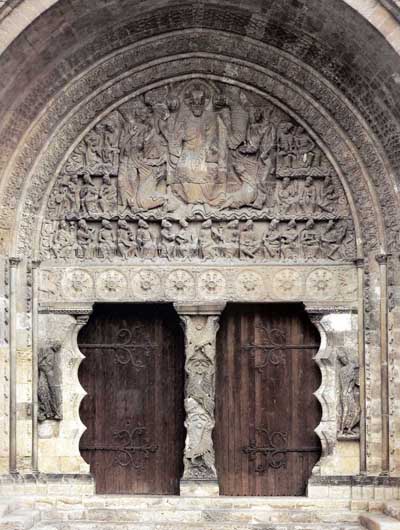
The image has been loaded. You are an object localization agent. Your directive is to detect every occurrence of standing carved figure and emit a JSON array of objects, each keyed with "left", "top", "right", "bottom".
[
  {"left": 337, "top": 349, "right": 360, "bottom": 438},
  {"left": 119, "top": 99, "right": 168, "bottom": 213},
  {"left": 38, "top": 341, "right": 62, "bottom": 421}
]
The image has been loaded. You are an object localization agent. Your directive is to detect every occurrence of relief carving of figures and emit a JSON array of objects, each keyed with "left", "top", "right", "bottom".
[
  {"left": 119, "top": 98, "right": 169, "bottom": 213},
  {"left": 240, "top": 220, "right": 260, "bottom": 259},
  {"left": 180, "top": 314, "right": 220, "bottom": 481},
  {"left": 137, "top": 219, "right": 156, "bottom": 259},
  {"left": 38, "top": 341, "right": 63, "bottom": 422},
  {"left": 300, "top": 219, "right": 321, "bottom": 261},
  {"left": 98, "top": 219, "right": 116, "bottom": 260},
  {"left": 337, "top": 348, "right": 361, "bottom": 439},
  {"left": 41, "top": 78, "right": 356, "bottom": 264}
]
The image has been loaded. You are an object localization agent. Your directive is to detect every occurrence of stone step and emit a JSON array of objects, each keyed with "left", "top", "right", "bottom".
[
  {"left": 38, "top": 507, "right": 361, "bottom": 524},
  {"left": 0, "top": 509, "right": 40, "bottom": 530},
  {"left": 0, "top": 504, "right": 9, "bottom": 519},
  {"left": 360, "top": 513, "right": 400, "bottom": 529},
  {"left": 33, "top": 522, "right": 365, "bottom": 530},
  {"left": 30, "top": 495, "right": 353, "bottom": 511}
]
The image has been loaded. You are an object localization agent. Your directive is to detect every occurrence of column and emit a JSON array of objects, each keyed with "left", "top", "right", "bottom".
[
  {"left": 9, "top": 257, "right": 20, "bottom": 474},
  {"left": 175, "top": 303, "right": 225, "bottom": 497}
]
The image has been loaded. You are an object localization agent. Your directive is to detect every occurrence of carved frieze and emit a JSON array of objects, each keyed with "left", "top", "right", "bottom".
[
  {"left": 39, "top": 80, "right": 356, "bottom": 266},
  {"left": 39, "top": 264, "right": 358, "bottom": 306}
]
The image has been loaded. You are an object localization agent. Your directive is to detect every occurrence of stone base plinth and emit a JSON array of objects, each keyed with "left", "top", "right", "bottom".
[{"left": 180, "top": 479, "right": 219, "bottom": 496}]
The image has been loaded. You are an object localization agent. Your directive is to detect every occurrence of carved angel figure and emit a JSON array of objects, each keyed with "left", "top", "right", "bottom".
[
  {"left": 337, "top": 349, "right": 360, "bottom": 438},
  {"left": 119, "top": 99, "right": 168, "bottom": 212},
  {"left": 38, "top": 341, "right": 62, "bottom": 422}
]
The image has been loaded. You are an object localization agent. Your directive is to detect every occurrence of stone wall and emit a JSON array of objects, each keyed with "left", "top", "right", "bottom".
[{"left": 0, "top": 0, "right": 400, "bottom": 499}]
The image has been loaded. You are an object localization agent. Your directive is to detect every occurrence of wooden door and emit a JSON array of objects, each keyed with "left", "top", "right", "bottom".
[
  {"left": 215, "top": 304, "right": 321, "bottom": 496},
  {"left": 78, "top": 304, "right": 185, "bottom": 494}
]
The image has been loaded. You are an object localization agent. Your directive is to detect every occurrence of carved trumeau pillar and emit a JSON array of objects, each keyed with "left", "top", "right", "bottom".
[{"left": 174, "top": 303, "right": 226, "bottom": 497}]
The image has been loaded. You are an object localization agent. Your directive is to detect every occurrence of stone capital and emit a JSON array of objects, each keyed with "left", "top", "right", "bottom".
[
  {"left": 9, "top": 257, "right": 21, "bottom": 268},
  {"left": 375, "top": 253, "right": 390, "bottom": 265}
]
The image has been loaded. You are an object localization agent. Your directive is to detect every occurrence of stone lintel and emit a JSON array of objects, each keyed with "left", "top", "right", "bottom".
[{"left": 174, "top": 303, "right": 226, "bottom": 316}]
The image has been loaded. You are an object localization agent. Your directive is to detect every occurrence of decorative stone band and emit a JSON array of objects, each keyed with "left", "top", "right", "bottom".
[{"left": 39, "top": 264, "right": 358, "bottom": 307}]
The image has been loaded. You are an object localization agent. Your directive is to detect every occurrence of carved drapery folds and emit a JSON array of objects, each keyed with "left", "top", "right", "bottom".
[
  {"left": 176, "top": 305, "right": 224, "bottom": 482},
  {"left": 40, "top": 80, "right": 356, "bottom": 265},
  {"left": 337, "top": 347, "right": 361, "bottom": 440},
  {"left": 38, "top": 340, "right": 62, "bottom": 422}
]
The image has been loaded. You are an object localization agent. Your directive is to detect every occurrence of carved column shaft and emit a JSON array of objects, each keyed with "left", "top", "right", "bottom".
[
  {"left": 8, "top": 258, "right": 20, "bottom": 474},
  {"left": 31, "top": 260, "right": 41, "bottom": 473},
  {"left": 175, "top": 304, "right": 225, "bottom": 491}
]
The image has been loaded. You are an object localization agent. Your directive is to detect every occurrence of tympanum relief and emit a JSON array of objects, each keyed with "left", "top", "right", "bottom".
[{"left": 40, "top": 80, "right": 356, "bottom": 264}]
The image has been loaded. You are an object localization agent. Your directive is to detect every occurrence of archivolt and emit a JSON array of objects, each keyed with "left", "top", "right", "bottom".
[{"left": 2, "top": 30, "right": 390, "bottom": 259}]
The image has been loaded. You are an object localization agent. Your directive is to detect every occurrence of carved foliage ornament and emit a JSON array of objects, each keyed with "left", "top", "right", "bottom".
[{"left": 40, "top": 80, "right": 356, "bottom": 265}]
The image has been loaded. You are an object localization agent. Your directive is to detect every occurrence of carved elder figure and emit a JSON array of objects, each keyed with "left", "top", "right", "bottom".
[{"left": 38, "top": 341, "right": 62, "bottom": 421}]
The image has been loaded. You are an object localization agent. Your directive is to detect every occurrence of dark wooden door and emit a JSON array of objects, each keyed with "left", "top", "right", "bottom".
[
  {"left": 215, "top": 304, "right": 321, "bottom": 496},
  {"left": 78, "top": 304, "right": 185, "bottom": 494}
]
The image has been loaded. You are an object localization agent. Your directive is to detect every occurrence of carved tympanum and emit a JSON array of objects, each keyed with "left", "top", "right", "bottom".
[
  {"left": 40, "top": 80, "right": 356, "bottom": 263},
  {"left": 337, "top": 348, "right": 361, "bottom": 440},
  {"left": 38, "top": 340, "right": 63, "bottom": 422}
]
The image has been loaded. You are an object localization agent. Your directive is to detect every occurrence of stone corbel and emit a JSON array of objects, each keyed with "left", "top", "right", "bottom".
[{"left": 174, "top": 303, "right": 226, "bottom": 496}]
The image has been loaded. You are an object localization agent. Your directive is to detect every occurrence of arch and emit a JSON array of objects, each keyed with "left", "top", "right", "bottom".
[{"left": 1, "top": 0, "right": 400, "bottom": 484}]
